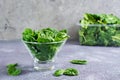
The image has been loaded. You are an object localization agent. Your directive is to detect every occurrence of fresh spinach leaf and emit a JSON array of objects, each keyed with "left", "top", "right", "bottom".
[
  {"left": 7, "top": 63, "right": 21, "bottom": 76},
  {"left": 63, "top": 68, "right": 79, "bottom": 76},
  {"left": 70, "top": 60, "right": 87, "bottom": 65},
  {"left": 53, "top": 69, "right": 65, "bottom": 77},
  {"left": 53, "top": 68, "right": 79, "bottom": 77}
]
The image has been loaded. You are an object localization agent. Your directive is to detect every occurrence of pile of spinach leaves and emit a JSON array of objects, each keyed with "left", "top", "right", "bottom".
[
  {"left": 79, "top": 13, "right": 120, "bottom": 46},
  {"left": 22, "top": 28, "right": 69, "bottom": 61}
]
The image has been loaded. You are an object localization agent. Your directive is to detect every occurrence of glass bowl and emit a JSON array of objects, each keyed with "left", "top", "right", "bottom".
[{"left": 22, "top": 40, "right": 66, "bottom": 71}]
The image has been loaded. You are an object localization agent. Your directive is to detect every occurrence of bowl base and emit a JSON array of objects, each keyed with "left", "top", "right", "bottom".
[
  {"left": 33, "top": 59, "right": 55, "bottom": 71},
  {"left": 34, "top": 66, "right": 54, "bottom": 71}
]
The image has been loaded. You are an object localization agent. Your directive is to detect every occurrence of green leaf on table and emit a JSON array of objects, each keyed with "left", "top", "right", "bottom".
[
  {"left": 7, "top": 63, "right": 21, "bottom": 76},
  {"left": 70, "top": 60, "right": 87, "bottom": 65},
  {"left": 53, "top": 69, "right": 65, "bottom": 77},
  {"left": 63, "top": 68, "right": 79, "bottom": 76}
]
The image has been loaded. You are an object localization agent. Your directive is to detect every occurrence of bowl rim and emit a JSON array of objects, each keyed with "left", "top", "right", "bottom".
[{"left": 21, "top": 39, "right": 67, "bottom": 44}]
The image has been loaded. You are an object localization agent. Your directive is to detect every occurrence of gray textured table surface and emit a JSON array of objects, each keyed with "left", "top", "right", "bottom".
[{"left": 0, "top": 40, "right": 120, "bottom": 80}]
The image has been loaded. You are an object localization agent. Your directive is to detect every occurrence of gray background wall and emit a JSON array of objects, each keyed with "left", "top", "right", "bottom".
[{"left": 0, "top": 0, "right": 120, "bottom": 40}]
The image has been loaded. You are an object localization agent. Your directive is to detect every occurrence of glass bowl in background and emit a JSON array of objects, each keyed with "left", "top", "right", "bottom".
[{"left": 22, "top": 40, "right": 66, "bottom": 71}]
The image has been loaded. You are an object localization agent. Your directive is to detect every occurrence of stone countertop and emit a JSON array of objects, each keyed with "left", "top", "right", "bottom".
[{"left": 0, "top": 40, "right": 120, "bottom": 80}]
